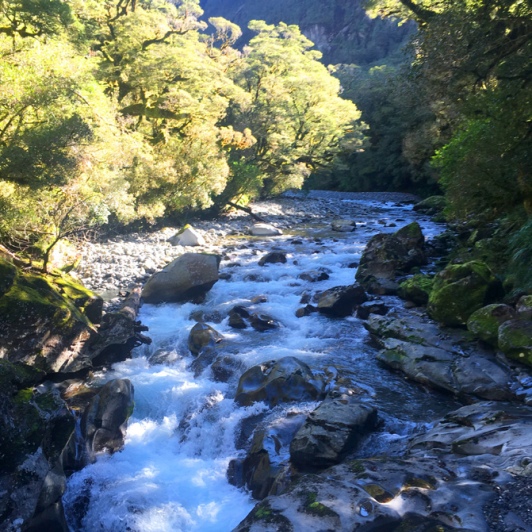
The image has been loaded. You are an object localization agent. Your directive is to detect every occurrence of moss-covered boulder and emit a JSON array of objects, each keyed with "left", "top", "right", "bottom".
[
  {"left": 467, "top": 304, "right": 516, "bottom": 346},
  {"left": 398, "top": 274, "right": 434, "bottom": 306},
  {"left": 498, "top": 319, "right": 532, "bottom": 367},
  {"left": 413, "top": 196, "right": 446, "bottom": 215},
  {"left": 427, "top": 261, "right": 503, "bottom": 327},
  {"left": 516, "top": 295, "right": 532, "bottom": 319},
  {"left": 0, "top": 259, "right": 102, "bottom": 374}
]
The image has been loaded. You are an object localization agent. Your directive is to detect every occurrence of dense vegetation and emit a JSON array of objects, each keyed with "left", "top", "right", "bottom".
[{"left": 0, "top": 0, "right": 363, "bottom": 270}]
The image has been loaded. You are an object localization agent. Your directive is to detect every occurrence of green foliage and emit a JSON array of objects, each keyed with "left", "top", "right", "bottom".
[{"left": 508, "top": 218, "right": 532, "bottom": 293}]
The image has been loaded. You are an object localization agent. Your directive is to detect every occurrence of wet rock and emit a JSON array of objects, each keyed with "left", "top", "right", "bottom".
[
  {"left": 228, "top": 311, "right": 248, "bottom": 329},
  {"left": 235, "top": 357, "right": 326, "bottom": 407},
  {"left": 355, "top": 222, "right": 426, "bottom": 294},
  {"left": 81, "top": 379, "right": 134, "bottom": 459},
  {"left": 377, "top": 338, "right": 514, "bottom": 400},
  {"left": 317, "top": 283, "right": 367, "bottom": 317},
  {"left": 356, "top": 300, "right": 388, "bottom": 320},
  {"left": 148, "top": 348, "right": 181, "bottom": 366},
  {"left": 427, "top": 260, "right": 503, "bottom": 327},
  {"left": 290, "top": 396, "right": 378, "bottom": 469},
  {"left": 188, "top": 322, "right": 223, "bottom": 355},
  {"left": 298, "top": 269, "right": 329, "bottom": 282},
  {"left": 211, "top": 355, "right": 243, "bottom": 382},
  {"left": 249, "top": 312, "right": 280, "bottom": 332},
  {"left": 498, "top": 318, "right": 532, "bottom": 367},
  {"left": 467, "top": 304, "right": 516, "bottom": 346},
  {"left": 167, "top": 225, "right": 205, "bottom": 246},
  {"left": 250, "top": 223, "right": 283, "bottom": 236},
  {"left": 295, "top": 304, "right": 318, "bottom": 318},
  {"left": 398, "top": 274, "right": 434, "bottom": 306},
  {"left": 258, "top": 252, "right": 287, "bottom": 266},
  {"left": 331, "top": 219, "right": 356, "bottom": 232},
  {"left": 229, "top": 414, "right": 306, "bottom": 499},
  {"left": 141, "top": 252, "right": 220, "bottom": 304}
]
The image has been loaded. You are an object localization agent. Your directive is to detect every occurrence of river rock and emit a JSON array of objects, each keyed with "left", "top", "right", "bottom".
[
  {"left": 250, "top": 223, "right": 283, "bottom": 236},
  {"left": 355, "top": 222, "right": 426, "bottom": 294},
  {"left": 229, "top": 414, "right": 306, "bottom": 500},
  {"left": 0, "top": 361, "right": 76, "bottom": 531},
  {"left": 498, "top": 318, "right": 532, "bottom": 367},
  {"left": 331, "top": 219, "right": 356, "bottom": 232},
  {"left": 249, "top": 312, "right": 280, "bottom": 331},
  {"left": 467, "top": 304, "right": 516, "bottom": 346},
  {"left": 317, "top": 283, "right": 367, "bottom": 317},
  {"left": 427, "top": 260, "right": 503, "bottom": 327},
  {"left": 141, "top": 252, "right": 220, "bottom": 304},
  {"left": 298, "top": 269, "right": 329, "bottom": 282},
  {"left": 356, "top": 300, "right": 388, "bottom": 320},
  {"left": 290, "top": 396, "right": 378, "bottom": 469},
  {"left": 413, "top": 195, "right": 446, "bottom": 215},
  {"left": 258, "top": 251, "right": 287, "bottom": 266},
  {"left": 228, "top": 310, "right": 248, "bottom": 329},
  {"left": 81, "top": 379, "right": 134, "bottom": 459},
  {"left": 398, "top": 274, "right": 434, "bottom": 306},
  {"left": 235, "top": 357, "right": 326, "bottom": 407},
  {"left": 167, "top": 225, "right": 205, "bottom": 246},
  {"left": 188, "top": 322, "right": 223, "bottom": 355}
]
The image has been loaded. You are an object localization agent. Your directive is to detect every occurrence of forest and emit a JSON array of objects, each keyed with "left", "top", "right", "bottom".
[{"left": 0, "top": 0, "right": 531, "bottom": 290}]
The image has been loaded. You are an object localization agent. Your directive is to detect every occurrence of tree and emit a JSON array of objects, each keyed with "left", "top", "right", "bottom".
[{"left": 224, "top": 21, "right": 365, "bottom": 199}]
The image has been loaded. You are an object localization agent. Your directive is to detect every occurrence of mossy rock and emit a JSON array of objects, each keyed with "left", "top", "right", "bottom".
[
  {"left": 467, "top": 304, "right": 516, "bottom": 346},
  {"left": 428, "top": 261, "right": 503, "bottom": 327},
  {"left": 498, "top": 319, "right": 532, "bottom": 367},
  {"left": 0, "top": 260, "right": 96, "bottom": 374},
  {"left": 0, "top": 259, "right": 17, "bottom": 297},
  {"left": 413, "top": 196, "right": 446, "bottom": 215},
  {"left": 398, "top": 274, "right": 434, "bottom": 305}
]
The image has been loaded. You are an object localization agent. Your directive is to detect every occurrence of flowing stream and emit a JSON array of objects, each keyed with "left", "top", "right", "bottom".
[{"left": 63, "top": 196, "right": 462, "bottom": 531}]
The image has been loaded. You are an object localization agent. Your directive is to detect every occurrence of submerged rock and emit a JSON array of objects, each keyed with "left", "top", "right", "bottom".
[
  {"left": 141, "top": 252, "right": 220, "bottom": 304},
  {"left": 235, "top": 357, "right": 326, "bottom": 407}
]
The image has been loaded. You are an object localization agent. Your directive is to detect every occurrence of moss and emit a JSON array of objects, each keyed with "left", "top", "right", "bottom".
[
  {"left": 302, "top": 491, "right": 338, "bottom": 518},
  {"left": 0, "top": 259, "right": 17, "bottom": 297},
  {"left": 348, "top": 460, "right": 366, "bottom": 475},
  {"left": 428, "top": 261, "right": 501, "bottom": 326},
  {"left": 498, "top": 319, "right": 532, "bottom": 367},
  {"left": 363, "top": 483, "right": 394, "bottom": 503},
  {"left": 467, "top": 304, "right": 515, "bottom": 346},
  {"left": 398, "top": 275, "right": 434, "bottom": 306}
]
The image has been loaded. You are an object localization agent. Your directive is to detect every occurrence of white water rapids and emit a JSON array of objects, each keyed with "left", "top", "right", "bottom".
[{"left": 63, "top": 198, "right": 461, "bottom": 531}]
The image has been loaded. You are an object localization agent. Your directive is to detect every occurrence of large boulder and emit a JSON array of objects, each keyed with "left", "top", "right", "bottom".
[
  {"left": 141, "top": 253, "right": 220, "bottom": 304},
  {"left": 317, "top": 283, "right": 367, "bottom": 317},
  {"left": 235, "top": 357, "right": 326, "bottom": 407},
  {"left": 428, "top": 261, "right": 503, "bottom": 326},
  {"left": 498, "top": 318, "right": 532, "bottom": 367},
  {"left": 81, "top": 379, "right": 134, "bottom": 460},
  {"left": 467, "top": 304, "right": 516, "bottom": 346},
  {"left": 290, "top": 395, "right": 378, "bottom": 469},
  {"left": 355, "top": 222, "right": 426, "bottom": 294},
  {"left": 0, "top": 259, "right": 97, "bottom": 374},
  {"left": 412, "top": 195, "right": 446, "bottom": 215}
]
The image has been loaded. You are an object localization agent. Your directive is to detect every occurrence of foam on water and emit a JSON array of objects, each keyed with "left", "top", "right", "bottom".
[{"left": 63, "top": 199, "right": 452, "bottom": 531}]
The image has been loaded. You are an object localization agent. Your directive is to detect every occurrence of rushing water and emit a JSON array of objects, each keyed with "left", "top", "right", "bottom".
[{"left": 63, "top": 198, "right": 462, "bottom": 531}]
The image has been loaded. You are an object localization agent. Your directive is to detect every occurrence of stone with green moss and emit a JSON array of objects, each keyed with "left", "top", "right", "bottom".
[
  {"left": 467, "top": 304, "right": 516, "bottom": 346},
  {"left": 428, "top": 261, "right": 503, "bottom": 327},
  {"left": 498, "top": 319, "right": 532, "bottom": 367},
  {"left": 398, "top": 275, "right": 434, "bottom": 305},
  {"left": 413, "top": 196, "right": 446, "bottom": 215},
  {"left": 0, "top": 259, "right": 97, "bottom": 374}
]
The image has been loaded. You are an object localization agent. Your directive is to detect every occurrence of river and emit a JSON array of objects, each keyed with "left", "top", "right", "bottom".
[{"left": 62, "top": 194, "right": 462, "bottom": 531}]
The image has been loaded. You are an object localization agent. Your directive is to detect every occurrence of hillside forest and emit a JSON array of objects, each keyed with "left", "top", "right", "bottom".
[{"left": 0, "top": 0, "right": 531, "bottom": 291}]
